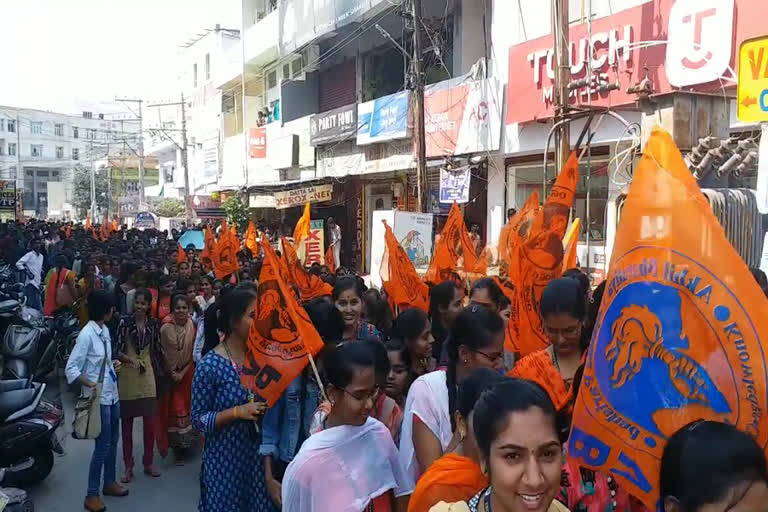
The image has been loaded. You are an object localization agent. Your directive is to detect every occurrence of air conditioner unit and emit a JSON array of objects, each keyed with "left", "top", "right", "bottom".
[{"left": 301, "top": 45, "right": 320, "bottom": 73}]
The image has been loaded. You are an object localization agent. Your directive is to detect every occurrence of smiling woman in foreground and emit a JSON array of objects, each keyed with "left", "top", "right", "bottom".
[{"left": 429, "top": 378, "right": 568, "bottom": 512}]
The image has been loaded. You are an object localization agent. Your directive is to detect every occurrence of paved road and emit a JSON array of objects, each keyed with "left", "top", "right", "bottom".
[{"left": 26, "top": 376, "right": 201, "bottom": 511}]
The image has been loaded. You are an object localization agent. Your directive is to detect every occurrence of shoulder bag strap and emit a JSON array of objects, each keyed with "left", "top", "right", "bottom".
[{"left": 96, "top": 329, "right": 109, "bottom": 384}]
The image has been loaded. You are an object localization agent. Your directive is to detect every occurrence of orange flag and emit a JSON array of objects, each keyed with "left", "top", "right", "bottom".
[
  {"left": 380, "top": 220, "right": 430, "bottom": 313},
  {"left": 425, "top": 202, "right": 479, "bottom": 284},
  {"left": 84, "top": 216, "right": 91, "bottom": 230},
  {"left": 281, "top": 237, "right": 333, "bottom": 302},
  {"left": 242, "top": 239, "right": 326, "bottom": 405},
  {"left": 561, "top": 218, "right": 581, "bottom": 272},
  {"left": 245, "top": 221, "right": 258, "bottom": 254},
  {"left": 91, "top": 228, "right": 98, "bottom": 240},
  {"left": 507, "top": 153, "right": 578, "bottom": 356},
  {"left": 325, "top": 244, "right": 336, "bottom": 273},
  {"left": 569, "top": 128, "right": 768, "bottom": 511},
  {"left": 201, "top": 227, "right": 216, "bottom": 270},
  {"left": 293, "top": 203, "right": 311, "bottom": 246},
  {"left": 212, "top": 220, "right": 241, "bottom": 279},
  {"left": 498, "top": 190, "right": 540, "bottom": 273},
  {"left": 112, "top": 219, "right": 118, "bottom": 232},
  {"left": 176, "top": 243, "right": 188, "bottom": 264}
]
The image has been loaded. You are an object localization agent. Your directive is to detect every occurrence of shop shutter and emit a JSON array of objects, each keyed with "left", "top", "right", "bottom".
[{"left": 319, "top": 60, "right": 356, "bottom": 112}]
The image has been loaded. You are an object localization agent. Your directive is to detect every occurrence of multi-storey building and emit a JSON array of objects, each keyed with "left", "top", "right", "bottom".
[{"left": 0, "top": 106, "right": 140, "bottom": 218}]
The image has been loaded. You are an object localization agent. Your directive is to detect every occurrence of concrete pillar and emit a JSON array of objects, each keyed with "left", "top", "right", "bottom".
[{"left": 486, "top": 155, "right": 506, "bottom": 251}]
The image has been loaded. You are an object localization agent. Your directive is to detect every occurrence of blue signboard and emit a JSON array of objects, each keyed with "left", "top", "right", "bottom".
[
  {"left": 357, "top": 91, "right": 410, "bottom": 145},
  {"left": 439, "top": 167, "right": 471, "bottom": 204}
]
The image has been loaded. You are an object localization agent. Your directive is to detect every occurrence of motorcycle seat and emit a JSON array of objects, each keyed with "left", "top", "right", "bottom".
[
  {"left": 0, "top": 299, "right": 19, "bottom": 312},
  {"left": 0, "top": 380, "right": 28, "bottom": 393},
  {"left": 0, "top": 388, "right": 37, "bottom": 422}
]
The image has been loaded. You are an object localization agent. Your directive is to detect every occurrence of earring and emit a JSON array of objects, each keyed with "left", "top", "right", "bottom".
[{"left": 463, "top": 359, "right": 468, "bottom": 364}]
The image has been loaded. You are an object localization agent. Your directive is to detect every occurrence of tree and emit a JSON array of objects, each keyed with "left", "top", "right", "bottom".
[
  {"left": 72, "top": 165, "right": 109, "bottom": 217},
  {"left": 153, "top": 198, "right": 185, "bottom": 218},
  {"left": 223, "top": 196, "right": 249, "bottom": 234}
]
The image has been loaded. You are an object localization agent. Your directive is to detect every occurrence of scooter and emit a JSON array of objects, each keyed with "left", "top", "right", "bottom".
[
  {"left": 0, "top": 301, "right": 56, "bottom": 381},
  {"left": 0, "top": 378, "right": 64, "bottom": 487}
]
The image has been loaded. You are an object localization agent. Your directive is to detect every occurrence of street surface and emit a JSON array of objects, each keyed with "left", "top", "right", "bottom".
[{"left": 26, "top": 375, "right": 201, "bottom": 511}]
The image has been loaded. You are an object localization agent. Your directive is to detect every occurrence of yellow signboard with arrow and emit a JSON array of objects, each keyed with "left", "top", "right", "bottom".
[{"left": 738, "top": 36, "right": 768, "bottom": 122}]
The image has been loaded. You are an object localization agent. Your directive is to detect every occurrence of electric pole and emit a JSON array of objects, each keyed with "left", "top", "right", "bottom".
[
  {"left": 89, "top": 140, "right": 96, "bottom": 218},
  {"left": 148, "top": 95, "right": 192, "bottom": 222},
  {"left": 15, "top": 112, "right": 22, "bottom": 217},
  {"left": 180, "top": 93, "right": 192, "bottom": 222},
  {"left": 115, "top": 98, "right": 146, "bottom": 207},
  {"left": 411, "top": 0, "right": 427, "bottom": 212},
  {"left": 552, "top": 0, "right": 570, "bottom": 173}
]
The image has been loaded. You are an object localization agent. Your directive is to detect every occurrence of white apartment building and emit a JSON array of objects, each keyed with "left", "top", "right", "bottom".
[{"left": 0, "top": 106, "right": 139, "bottom": 217}]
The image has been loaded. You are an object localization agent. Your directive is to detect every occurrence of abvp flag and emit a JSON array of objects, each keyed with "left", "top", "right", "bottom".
[
  {"left": 212, "top": 220, "right": 241, "bottom": 279},
  {"left": 425, "top": 202, "right": 480, "bottom": 284},
  {"left": 242, "top": 240, "right": 326, "bottom": 405},
  {"left": 281, "top": 237, "right": 333, "bottom": 302},
  {"left": 568, "top": 128, "right": 768, "bottom": 511},
  {"left": 507, "top": 153, "right": 578, "bottom": 355}
]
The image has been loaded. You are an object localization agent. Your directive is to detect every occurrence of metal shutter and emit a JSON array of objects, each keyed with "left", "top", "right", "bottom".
[{"left": 319, "top": 60, "right": 356, "bottom": 112}]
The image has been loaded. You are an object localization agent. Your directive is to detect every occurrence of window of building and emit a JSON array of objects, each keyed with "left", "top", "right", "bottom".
[
  {"left": 51, "top": 170, "right": 59, "bottom": 178},
  {"left": 73, "top": 126, "right": 79, "bottom": 138},
  {"left": 205, "top": 53, "right": 210, "bottom": 80},
  {"left": 31, "top": 121, "right": 42, "bottom": 135},
  {"left": 56, "top": 146, "right": 64, "bottom": 159},
  {"left": 37, "top": 170, "right": 49, "bottom": 177},
  {"left": 31, "top": 144, "right": 43, "bottom": 157},
  {"left": 88, "top": 128, "right": 96, "bottom": 139},
  {"left": 72, "top": 148, "right": 79, "bottom": 160},
  {"left": 0, "top": 140, "right": 4, "bottom": 156},
  {"left": 266, "top": 68, "right": 277, "bottom": 89},
  {"left": 7, "top": 120, "right": 15, "bottom": 133},
  {"left": 193, "top": 63, "right": 198, "bottom": 88},
  {"left": 0, "top": 119, "right": 4, "bottom": 131},
  {"left": 8, "top": 143, "right": 16, "bottom": 156},
  {"left": 54, "top": 123, "right": 64, "bottom": 136}
]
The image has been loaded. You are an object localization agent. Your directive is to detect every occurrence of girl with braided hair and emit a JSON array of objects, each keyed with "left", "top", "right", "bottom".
[{"left": 399, "top": 305, "right": 504, "bottom": 482}]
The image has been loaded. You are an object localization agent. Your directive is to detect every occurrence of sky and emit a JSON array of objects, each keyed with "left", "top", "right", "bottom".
[{"left": 0, "top": 0, "right": 239, "bottom": 115}]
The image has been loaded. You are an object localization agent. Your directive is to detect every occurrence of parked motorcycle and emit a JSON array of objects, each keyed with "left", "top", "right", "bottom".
[
  {"left": 0, "top": 379, "right": 64, "bottom": 486},
  {"left": 0, "top": 307, "right": 55, "bottom": 381}
]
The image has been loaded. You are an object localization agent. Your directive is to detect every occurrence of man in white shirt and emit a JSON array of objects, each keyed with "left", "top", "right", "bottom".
[
  {"left": 328, "top": 217, "right": 341, "bottom": 270},
  {"left": 15, "top": 239, "right": 44, "bottom": 311}
]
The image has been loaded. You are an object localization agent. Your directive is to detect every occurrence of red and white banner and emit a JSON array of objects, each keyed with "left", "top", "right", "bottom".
[
  {"left": 423, "top": 78, "right": 503, "bottom": 158},
  {"left": 506, "top": 0, "right": 763, "bottom": 125},
  {"left": 249, "top": 128, "right": 267, "bottom": 159}
]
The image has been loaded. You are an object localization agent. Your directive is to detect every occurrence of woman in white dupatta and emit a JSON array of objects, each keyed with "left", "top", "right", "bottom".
[{"left": 283, "top": 342, "right": 414, "bottom": 512}]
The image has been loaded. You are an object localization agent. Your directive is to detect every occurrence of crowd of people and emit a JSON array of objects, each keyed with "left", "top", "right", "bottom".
[{"left": 4, "top": 217, "right": 768, "bottom": 512}]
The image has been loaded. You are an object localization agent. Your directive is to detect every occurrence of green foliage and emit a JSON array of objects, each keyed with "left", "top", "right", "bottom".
[
  {"left": 223, "top": 196, "right": 249, "bottom": 234},
  {"left": 153, "top": 198, "right": 185, "bottom": 218},
  {"left": 72, "top": 165, "right": 109, "bottom": 216}
]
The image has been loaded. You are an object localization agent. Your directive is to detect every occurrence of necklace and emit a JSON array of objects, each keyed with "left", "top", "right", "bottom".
[{"left": 222, "top": 340, "right": 244, "bottom": 372}]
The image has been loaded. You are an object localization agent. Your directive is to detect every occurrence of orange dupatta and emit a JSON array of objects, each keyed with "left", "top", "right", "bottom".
[{"left": 407, "top": 453, "right": 487, "bottom": 512}]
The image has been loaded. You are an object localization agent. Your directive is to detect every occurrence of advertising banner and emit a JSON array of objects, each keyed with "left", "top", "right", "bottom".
[
  {"left": 249, "top": 128, "right": 267, "bottom": 159},
  {"left": 439, "top": 167, "right": 471, "bottom": 203},
  {"left": 273, "top": 184, "right": 333, "bottom": 209},
  {"left": 0, "top": 181, "right": 16, "bottom": 210},
  {"left": 505, "top": 0, "right": 766, "bottom": 125},
  {"left": 310, "top": 103, "right": 357, "bottom": 145},
  {"left": 424, "top": 78, "right": 502, "bottom": 158},
  {"left": 279, "top": 0, "right": 385, "bottom": 55},
  {"left": 299, "top": 220, "right": 325, "bottom": 265},
  {"left": 357, "top": 91, "right": 410, "bottom": 145}
]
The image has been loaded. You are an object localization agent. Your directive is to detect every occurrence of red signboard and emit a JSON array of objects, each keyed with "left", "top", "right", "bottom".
[
  {"left": 506, "top": 0, "right": 764, "bottom": 125},
  {"left": 249, "top": 128, "right": 267, "bottom": 159}
]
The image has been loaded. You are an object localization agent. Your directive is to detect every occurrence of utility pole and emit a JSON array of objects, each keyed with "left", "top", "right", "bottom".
[
  {"left": 180, "top": 93, "right": 192, "bottom": 222},
  {"left": 89, "top": 140, "right": 96, "bottom": 218},
  {"left": 115, "top": 98, "right": 145, "bottom": 207},
  {"left": 411, "top": 0, "right": 427, "bottom": 212},
  {"left": 552, "top": 0, "right": 570, "bottom": 173},
  {"left": 15, "top": 112, "right": 22, "bottom": 216},
  {"left": 148, "top": 95, "right": 192, "bottom": 222},
  {"left": 106, "top": 142, "right": 111, "bottom": 219}
]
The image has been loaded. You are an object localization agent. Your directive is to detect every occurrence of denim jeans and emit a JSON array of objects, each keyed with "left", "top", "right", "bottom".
[
  {"left": 87, "top": 402, "right": 120, "bottom": 497},
  {"left": 23, "top": 284, "right": 41, "bottom": 311}
]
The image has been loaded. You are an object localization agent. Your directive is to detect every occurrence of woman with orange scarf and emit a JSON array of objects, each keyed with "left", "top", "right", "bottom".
[
  {"left": 157, "top": 294, "right": 198, "bottom": 463},
  {"left": 408, "top": 368, "right": 506, "bottom": 512}
]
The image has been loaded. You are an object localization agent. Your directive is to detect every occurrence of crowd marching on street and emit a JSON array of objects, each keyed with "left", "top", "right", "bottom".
[{"left": 3, "top": 129, "right": 768, "bottom": 512}]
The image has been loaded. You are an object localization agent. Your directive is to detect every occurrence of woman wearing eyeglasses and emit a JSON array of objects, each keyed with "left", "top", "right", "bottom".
[
  {"left": 399, "top": 305, "right": 505, "bottom": 483},
  {"left": 282, "top": 342, "right": 413, "bottom": 512}
]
